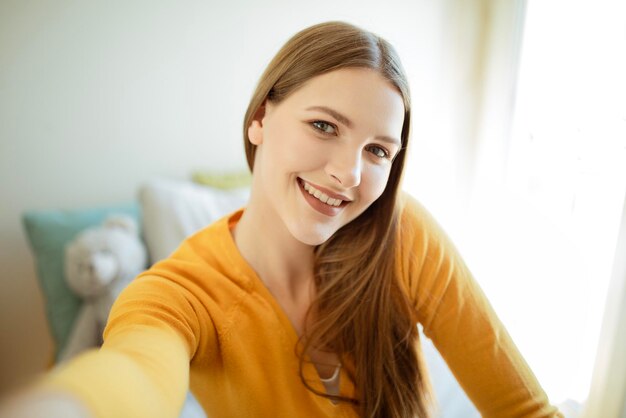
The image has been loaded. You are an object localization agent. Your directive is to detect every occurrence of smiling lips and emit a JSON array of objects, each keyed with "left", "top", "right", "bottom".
[
  {"left": 303, "top": 182, "right": 344, "bottom": 207},
  {"left": 298, "top": 178, "right": 350, "bottom": 216}
]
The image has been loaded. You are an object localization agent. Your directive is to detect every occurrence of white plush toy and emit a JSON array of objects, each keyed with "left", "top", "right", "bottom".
[{"left": 59, "top": 214, "right": 147, "bottom": 363}]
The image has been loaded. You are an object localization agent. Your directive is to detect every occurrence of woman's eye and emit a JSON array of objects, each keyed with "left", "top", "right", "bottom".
[
  {"left": 367, "top": 145, "right": 390, "bottom": 159},
  {"left": 311, "top": 121, "right": 336, "bottom": 135}
]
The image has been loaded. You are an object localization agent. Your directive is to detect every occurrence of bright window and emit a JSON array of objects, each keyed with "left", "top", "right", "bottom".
[
  {"left": 500, "top": 0, "right": 626, "bottom": 404},
  {"left": 404, "top": 0, "right": 626, "bottom": 407}
]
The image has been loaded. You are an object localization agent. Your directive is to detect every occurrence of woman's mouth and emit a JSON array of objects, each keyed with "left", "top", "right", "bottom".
[
  {"left": 297, "top": 178, "right": 349, "bottom": 216},
  {"left": 303, "top": 182, "right": 343, "bottom": 206}
]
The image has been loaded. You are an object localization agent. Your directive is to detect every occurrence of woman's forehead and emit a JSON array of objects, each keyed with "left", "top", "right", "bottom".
[{"left": 277, "top": 68, "right": 405, "bottom": 136}]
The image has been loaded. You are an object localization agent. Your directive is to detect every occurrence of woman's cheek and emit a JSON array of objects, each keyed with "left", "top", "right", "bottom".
[
  {"left": 367, "top": 164, "right": 392, "bottom": 198},
  {"left": 267, "top": 125, "right": 307, "bottom": 163},
  {"left": 287, "top": 133, "right": 327, "bottom": 166}
]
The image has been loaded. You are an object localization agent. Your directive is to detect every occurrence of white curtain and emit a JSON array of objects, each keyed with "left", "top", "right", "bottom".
[
  {"left": 405, "top": 0, "right": 526, "bottom": 231},
  {"left": 405, "top": 0, "right": 626, "bottom": 411}
]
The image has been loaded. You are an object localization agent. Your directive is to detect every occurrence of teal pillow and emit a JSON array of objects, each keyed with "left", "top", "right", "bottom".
[{"left": 22, "top": 203, "right": 141, "bottom": 362}]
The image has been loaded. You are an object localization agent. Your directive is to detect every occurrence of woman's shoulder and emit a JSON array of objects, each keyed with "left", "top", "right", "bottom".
[
  {"left": 397, "top": 191, "right": 447, "bottom": 243},
  {"left": 395, "top": 192, "right": 464, "bottom": 279},
  {"left": 152, "top": 209, "right": 244, "bottom": 274},
  {"left": 106, "top": 211, "right": 249, "bottom": 353},
  {"left": 136, "top": 208, "right": 253, "bottom": 303}
]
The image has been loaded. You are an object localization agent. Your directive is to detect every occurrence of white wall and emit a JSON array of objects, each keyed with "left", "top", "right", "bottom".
[{"left": 0, "top": 0, "right": 430, "bottom": 394}]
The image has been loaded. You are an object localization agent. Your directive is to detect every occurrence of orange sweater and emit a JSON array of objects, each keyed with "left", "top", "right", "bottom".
[{"left": 41, "top": 195, "right": 562, "bottom": 417}]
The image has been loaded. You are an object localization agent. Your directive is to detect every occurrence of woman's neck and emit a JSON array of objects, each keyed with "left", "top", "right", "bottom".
[{"left": 232, "top": 194, "right": 315, "bottom": 301}]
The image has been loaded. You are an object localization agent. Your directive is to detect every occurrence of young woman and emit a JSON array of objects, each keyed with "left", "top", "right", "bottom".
[{"left": 1, "top": 21, "right": 562, "bottom": 418}]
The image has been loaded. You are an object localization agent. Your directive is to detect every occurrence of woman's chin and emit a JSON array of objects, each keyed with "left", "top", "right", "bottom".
[{"left": 288, "top": 224, "right": 336, "bottom": 247}]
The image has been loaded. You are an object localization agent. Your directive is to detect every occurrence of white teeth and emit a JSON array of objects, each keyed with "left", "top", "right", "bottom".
[{"left": 301, "top": 180, "right": 343, "bottom": 207}]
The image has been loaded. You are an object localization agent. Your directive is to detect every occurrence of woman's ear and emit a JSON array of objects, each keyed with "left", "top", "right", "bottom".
[{"left": 247, "top": 102, "right": 267, "bottom": 146}]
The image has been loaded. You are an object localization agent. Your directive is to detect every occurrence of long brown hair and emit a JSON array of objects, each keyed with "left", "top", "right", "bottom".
[{"left": 243, "top": 21, "right": 433, "bottom": 418}]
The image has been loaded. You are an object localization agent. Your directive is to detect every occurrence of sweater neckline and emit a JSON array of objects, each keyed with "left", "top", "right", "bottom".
[{"left": 218, "top": 208, "right": 356, "bottom": 411}]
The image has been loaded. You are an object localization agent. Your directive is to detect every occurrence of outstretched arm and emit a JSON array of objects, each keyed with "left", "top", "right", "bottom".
[{"left": 0, "top": 274, "right": 199, "bottom": 418}]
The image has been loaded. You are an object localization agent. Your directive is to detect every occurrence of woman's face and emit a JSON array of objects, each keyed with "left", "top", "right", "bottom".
[{"left": 248, "top": 67, "right": 405, "bottom": 246}]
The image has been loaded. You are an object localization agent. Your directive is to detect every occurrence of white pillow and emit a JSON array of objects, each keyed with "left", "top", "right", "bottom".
[{"left": 139, "top": 178, "right": 250, "bottom": 265}]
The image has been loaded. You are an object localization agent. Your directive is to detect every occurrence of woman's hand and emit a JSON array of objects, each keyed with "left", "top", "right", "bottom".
[{"left": 0, "top": 389, "right": 91, "bottom": 418}]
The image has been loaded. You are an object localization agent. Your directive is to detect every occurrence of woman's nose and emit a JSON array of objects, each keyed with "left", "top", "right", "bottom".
[{"left": 325, "top": 149, "right": 362, "bottom": 189}]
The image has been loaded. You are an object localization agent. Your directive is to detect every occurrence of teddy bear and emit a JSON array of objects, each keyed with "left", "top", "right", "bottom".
[{"left": 58, "top": 214, "right": 147, "bottom": 363}]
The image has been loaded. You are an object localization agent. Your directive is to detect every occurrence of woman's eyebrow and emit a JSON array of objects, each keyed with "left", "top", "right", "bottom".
[
  {"left": 305, "top": 105, "right": 401, "bottom": 146},
  {"left": 306, "top": 105, "right": 353, "bottom": 128}
]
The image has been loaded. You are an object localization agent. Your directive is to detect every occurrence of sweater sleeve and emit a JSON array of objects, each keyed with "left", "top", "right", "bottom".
[
  {"left": 397, "top": 194, "right": 563, "bottom": 418},
  {"left": 38, "top": 272, "right": 202, "bottom": 418}
]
